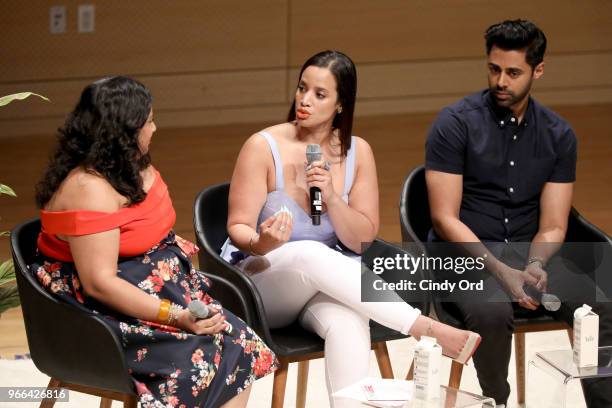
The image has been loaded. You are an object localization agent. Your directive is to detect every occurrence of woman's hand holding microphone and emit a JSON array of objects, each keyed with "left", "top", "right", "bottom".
[
  {"left": 306, "top": 159, "right": 339, "bottom": 205},
  {"left": 175, "top": 307, "right": 227, "bottom": 335}
]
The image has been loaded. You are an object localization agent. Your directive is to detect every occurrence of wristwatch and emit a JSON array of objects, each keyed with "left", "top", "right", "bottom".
[{"left": 527, "top": 256, "right": 545, "bottom": 268}]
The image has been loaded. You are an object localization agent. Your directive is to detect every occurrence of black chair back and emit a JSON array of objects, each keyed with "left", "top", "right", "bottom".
[
  {"left": 193, "top": 183, "right": 269, "bottom": 335},
  {"left": 11, "top": 219, "right": 135, "bottom": 394},
  {"left": 399, "top": 165, "right": 430, "bottom": 246},
  {"left": 563, "top": 208, "right": 612, "bottom": 277}
]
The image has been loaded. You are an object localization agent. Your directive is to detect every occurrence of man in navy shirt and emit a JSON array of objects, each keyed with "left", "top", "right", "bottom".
[{"left": 425, "top": 19, "right": 611, "bottom": 407}]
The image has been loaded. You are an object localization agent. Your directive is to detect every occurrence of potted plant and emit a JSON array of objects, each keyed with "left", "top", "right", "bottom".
[
  {"left": 0, "top": 92, "right": 49, "bottom": 317},
  {"left": 0, "top": 192, "right": 19, "bottom": 315}
]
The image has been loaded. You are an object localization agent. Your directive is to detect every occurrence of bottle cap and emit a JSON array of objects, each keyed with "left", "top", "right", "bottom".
[{"left": 574, "top": 304, "right": 593, "bottom": 319}]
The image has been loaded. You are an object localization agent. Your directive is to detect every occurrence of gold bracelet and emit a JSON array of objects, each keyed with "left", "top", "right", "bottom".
[
  {"left": 249, "top": 235, "right": 263, "bottom": 256},
  {"left": 157, "top": 299, "right": 171, "bottom": 324}
]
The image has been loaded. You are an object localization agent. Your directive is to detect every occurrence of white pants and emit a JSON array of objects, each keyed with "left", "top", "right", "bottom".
[{"left": 239, "top": 240, "right": 421, "bottom": 407}]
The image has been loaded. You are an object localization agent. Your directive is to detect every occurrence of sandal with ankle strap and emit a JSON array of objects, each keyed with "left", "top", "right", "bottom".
[{"left": 454, "top": 331, "right": 481, "bottom": 364}]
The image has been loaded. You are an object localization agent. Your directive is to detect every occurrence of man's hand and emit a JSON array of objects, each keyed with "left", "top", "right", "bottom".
[
  {"left": 498, "top": 264, "right": 541, "bottom": 310},
  {"left": 525, "top": 262, "right": 548, "bottom": 292}
]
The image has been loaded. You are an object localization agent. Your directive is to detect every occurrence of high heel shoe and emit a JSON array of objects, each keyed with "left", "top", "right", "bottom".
[{"left": 454, "top": 331, "right": 481, "bottom": 364}]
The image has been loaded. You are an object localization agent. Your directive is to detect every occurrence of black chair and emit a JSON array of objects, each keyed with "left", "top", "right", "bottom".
[
  {"left": 194, "top": 182, "right": 428, "bottom": 408},
  {"left": 400, "top": 165, "right": 611, "bottom": 404},
  {"left": 11, "top": 218, "right": 244, "bottom": 408}
]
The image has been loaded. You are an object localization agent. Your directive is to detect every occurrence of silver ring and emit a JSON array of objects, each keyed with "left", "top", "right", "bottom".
[
  {"left": 324, "top": 161, "right": 330, "bottom": 171},
  {"left": 279, "top": 225, "right": 286, "bottom": 232}
]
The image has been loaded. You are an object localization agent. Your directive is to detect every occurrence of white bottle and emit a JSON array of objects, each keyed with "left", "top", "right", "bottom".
[
  {"left": 573, "top": 304, "right": 599, "bottom": 367},
  {"left": 413, "top": 336, "right": 441, "bottom": 401}
]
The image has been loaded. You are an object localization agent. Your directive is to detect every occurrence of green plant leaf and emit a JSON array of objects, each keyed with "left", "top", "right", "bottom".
[
  {"left": 0, "top": 259, "right": 12, "bottom": 274},
  {"left": 0, "top": 259, "right": 16, "bottom": 286},
  {"left": 0, "top": 255, "right": 20, "bottom": 315},
  {"left": 0, "top": 284, "right": 20, "bottom": 315},
  {"left": 0, "top": 92, "right": 50, "bottom": 107},
  {"left": 0, "top": 184, "right": 17, "bottom": 197}
]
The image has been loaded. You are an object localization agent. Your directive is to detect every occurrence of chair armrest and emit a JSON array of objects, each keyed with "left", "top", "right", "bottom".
[
  {"left": 195, "top": 245, "right": 287, "bottom": 348},
  {"left": 568, "top": 207, "right": 612, "bottom": 244},
  {"left": 200, "top": 270, "right": 250, "bottom": 322}
]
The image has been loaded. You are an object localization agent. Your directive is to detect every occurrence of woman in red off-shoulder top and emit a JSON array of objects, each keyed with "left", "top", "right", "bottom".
[{"left": 31, "top": 76, "right": 276, "bottom": 408}]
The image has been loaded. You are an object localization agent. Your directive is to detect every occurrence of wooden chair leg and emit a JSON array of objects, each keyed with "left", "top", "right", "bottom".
[
  {"left": 271, "top": 357, "right": 289, "bottom": 408},
  {"left": 405, "top": 360, "right": 414, "bottom": 380},
  {"left": 40, "top": 378, "right": 62, "bottom": 408},
  {"left": 374, "top": 342, "right": 394, "bottom": 379},
  {"left": 448, "top": 360, "right": 463, "bottom": 389},
  {"left": 99, "top": 398, "right": 113, "bottom": 408},
  {"left": 444, "top": 388, "right": 459, "bottom": 408},
  {"left": 123, "top": 394, "right": 138, "bottom": 408},
  {"left": 515, "top": 332, "right": 526, "bottom": 405},
  {"left": 296, "top": 361, "right": 309, "bottom": 408}
]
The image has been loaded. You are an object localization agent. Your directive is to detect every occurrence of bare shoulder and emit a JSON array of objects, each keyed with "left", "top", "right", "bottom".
[
  {"left": 241, "top": 123, "right": 294, "bottom": 157},
  {"left": 48, "top": 168, "right": 124, "bottom": 212},
  {"left": 239, "top": 132, "right": 272, "bottom": 166},
  {"left": 261, "top": 122, "right": 295, "bottom": 139},
  {"left": 261, "top": 122, "right": 299, "bottom": 147},
  {"left": 352, "top": 136, "right": 371, "bottom": 150},
  {"left": 242, "top": 130, "right": 270, "bottom": 151},
  {"left": 352, "top": 136, "right": 375, "bottom": 162},
  {"left": 141, "top": 165, "right": 157, "bottom": 192}
]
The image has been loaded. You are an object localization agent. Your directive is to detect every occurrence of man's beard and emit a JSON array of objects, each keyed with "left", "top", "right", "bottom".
[{"left": 490, "top": 79, "right": 532, "bottom": 109}]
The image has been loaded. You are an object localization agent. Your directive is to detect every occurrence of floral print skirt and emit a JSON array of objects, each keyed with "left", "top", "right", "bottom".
[{"left": 30, "top": 232, "right": 277, "bottom": 408}]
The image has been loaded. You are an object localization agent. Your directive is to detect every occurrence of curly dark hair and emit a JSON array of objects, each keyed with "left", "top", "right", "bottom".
[{"left": 35, "top": 76, "right": 153, "bottom": 208}]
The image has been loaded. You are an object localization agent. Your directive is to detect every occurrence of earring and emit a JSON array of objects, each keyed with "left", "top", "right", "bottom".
[{"left": 337, "top": 106, "right": 343, "bottom": 114}]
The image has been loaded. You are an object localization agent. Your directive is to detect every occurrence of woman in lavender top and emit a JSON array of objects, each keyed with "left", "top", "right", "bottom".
[{"left": 221, "top": 50, "right": 480, "bottom": 407}]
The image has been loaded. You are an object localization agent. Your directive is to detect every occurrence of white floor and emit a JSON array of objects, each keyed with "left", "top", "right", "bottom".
[{"left": 0, "top": 329, "right": 587, "bottom": 408}]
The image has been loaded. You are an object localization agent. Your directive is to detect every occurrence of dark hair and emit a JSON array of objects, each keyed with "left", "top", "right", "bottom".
[
  {"left": 287, "top": 50, "right": 357, "bottom": 157},
  {"left": 484, "top": 19, "right": 547, "bottom": 70},
  {"left": 35, "top": 76, "right": 153, "bottom": 208}
]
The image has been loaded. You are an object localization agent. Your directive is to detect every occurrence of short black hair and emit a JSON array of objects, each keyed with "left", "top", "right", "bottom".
[
  {"left": 287, "top": 50, "right": 357, "bottom": 157},
  {"left": 485, "top": 19, "right": 547, "bottom": 70}
]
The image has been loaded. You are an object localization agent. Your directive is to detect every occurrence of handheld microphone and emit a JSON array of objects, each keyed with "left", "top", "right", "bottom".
[
  {"left": 523, "top": 286, "right": 561, "bottom": 312},
  {"left": 306, "top": 144, "right": 322, "bottom": 225},
  {"left": 188, "top": 300, "right": 236, "bottom": 336}
]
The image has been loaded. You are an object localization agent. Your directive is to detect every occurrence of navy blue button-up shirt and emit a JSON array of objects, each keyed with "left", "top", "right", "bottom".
[{"left": 425, "top": 89, "right": 577, "bottom": 242}]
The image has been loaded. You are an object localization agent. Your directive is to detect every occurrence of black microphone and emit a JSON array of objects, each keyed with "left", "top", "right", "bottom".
[
  {"left": 306, "top": 144, "right": 322, "bottom": 225},
  {"left": 523, "top": 285, "right": 561, "bottom": 312},
  {"left": 188, "top": 300, "right": 236, "bottom": 336}
]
